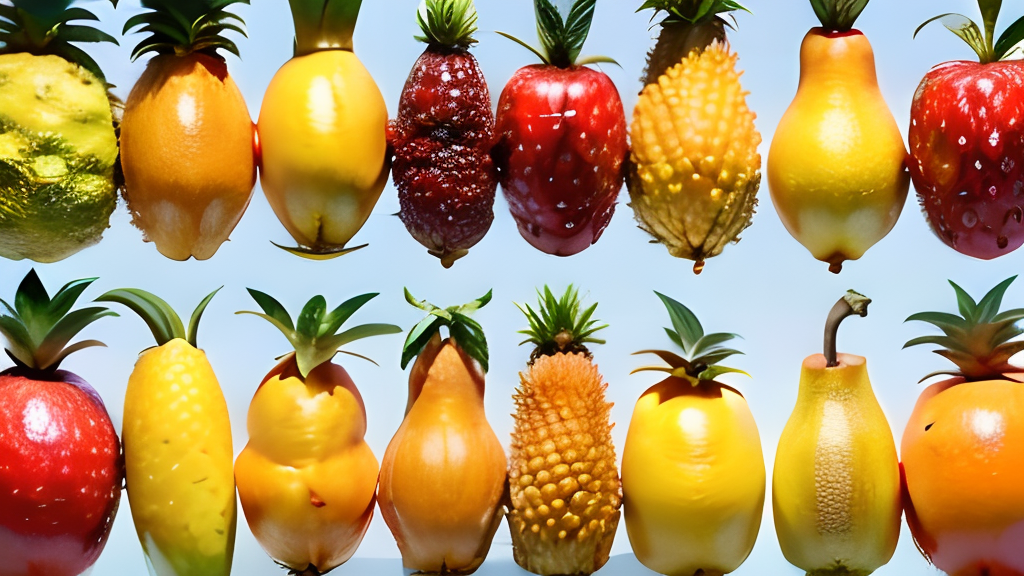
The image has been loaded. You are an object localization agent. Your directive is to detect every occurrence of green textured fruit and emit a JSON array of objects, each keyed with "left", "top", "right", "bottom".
[{"left": 0, "top": 53, "right": 118, "bottom": 263}]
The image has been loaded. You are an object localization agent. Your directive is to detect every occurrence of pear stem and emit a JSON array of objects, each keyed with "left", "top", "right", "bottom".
[{"left": 824, "top": 291, "right": 871, "bottom": 367}]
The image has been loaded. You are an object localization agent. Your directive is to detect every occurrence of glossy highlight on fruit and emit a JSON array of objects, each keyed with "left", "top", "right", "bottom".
[
  {"left": 901, "top": 277, "right": 1024, "bottom": 576},
  {"left": 379, "top": 291, "right": 506, "bottom": 575},
  {"left": 234, "top": 289, "right": 400, "bottom": 573},
  {"left": 622, "top": 292, "right": 764, "bottom": 575},
  {"left": 0, "top": 270, "right": 122, "bottom": 576}
]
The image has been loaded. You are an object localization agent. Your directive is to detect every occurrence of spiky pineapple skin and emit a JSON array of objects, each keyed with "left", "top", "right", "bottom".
[
  {"left": 508, "top": 352, "right": 621, "bottom": 576},
  {"left": 0, "top": 53, "right": 118, "bottom": 263},
  {"left": 628, "top": 41, "right": 761, "bottom": 265}
]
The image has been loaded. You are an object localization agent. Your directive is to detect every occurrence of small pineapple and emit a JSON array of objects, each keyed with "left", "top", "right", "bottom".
[
  {"left": 628, "top": 0, "right": 761, "bottom": 274},
  {"left": 507, "top": 286, "right": 621, "bottom": 576}
]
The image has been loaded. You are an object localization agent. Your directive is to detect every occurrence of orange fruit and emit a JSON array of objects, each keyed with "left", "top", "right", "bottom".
[{"left": 121, "top": 53, "right": 257, "bottom": 261}]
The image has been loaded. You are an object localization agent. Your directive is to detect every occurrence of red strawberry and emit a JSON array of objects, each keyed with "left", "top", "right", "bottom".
[
  {"left": 493, "top": 0, "right": 628, "bottom": 257},
  {"left": 0, "top": 270, "right": 122, "bottom": 576},
  {"left": 388, "top": 0, "right": 497, "bottom": 268},
  {"left": 909, "top": 6, "right": 1024, "bottom": 259}
]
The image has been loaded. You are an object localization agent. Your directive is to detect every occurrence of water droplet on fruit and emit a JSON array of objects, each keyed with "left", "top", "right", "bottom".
[
  {"left": 990, "top": 185, "right": 999, "bottom": 197},
  {"left": 990, "top": 130, "right": 1000, "bottom": 146},
  {"left": 998, "top": 235, "right": 1009, "bottom": 249},
  {"left": 441, "top": 72, "right": 451, "bottom": 82},
  {"left": 450, "top": 89, "right": 461, "bottom": 97},
  {"left": 565, "top": 222, "right": 575, "bottom": 229},
  {"left": 976, "top": 160, "right": 983, "bottom": 170},
  {"left": 962, "top": 209, "right": 979, "bottom": 228},
  {"left": 959, "top": 136, "right": 967, "bottom": 146},
  {"left": 556, "top": 201, "right": 567, "bottom": 209},
  {"left": 1013, "top": 207, "right": 1024, "bottom": 224},
  {"left": 1003, "top": 157, "right": 1016, "bottom": 173}
]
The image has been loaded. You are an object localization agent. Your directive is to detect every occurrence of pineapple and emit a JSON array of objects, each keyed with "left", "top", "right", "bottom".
[
  {"left": 0, "top": 0, "right": 120, "bottom": 263},
  {"left": 507, "top": 286, "right": 621, "bottom": 576},
  {"left": 628, "top": 0, "right": 761, "bottom": 274}
]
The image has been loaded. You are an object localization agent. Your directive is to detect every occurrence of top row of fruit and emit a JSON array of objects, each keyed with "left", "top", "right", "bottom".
[{"left": 1, "top": 0, "right": 1022, "bottom": 273}]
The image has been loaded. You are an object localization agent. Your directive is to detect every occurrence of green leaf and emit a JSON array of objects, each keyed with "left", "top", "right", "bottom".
[
  {"left": 915, "top": 13, "right": 991, "bottom": 62},
  {"left": 96, "top": 288, "right": 184, "bottom": 346},
  {"left": 996, "top": 14, "right": 1024, "bottom": 59},
  {"left": 495, "top": 30, "right": 550, "bottom": 64},
  {"left": 654, "top": 291, "right": 703, "bottom": 350},
  {"left": 632, "top": 349, "right": 690, "bottom": 370},
  {"left": 809, "top": 0, "right": 869, "bottom": 31},
  {"left": 245, "top": 288, "right": 294, "bottom": 331},
  {"left": 402, "top": 291, "right": 490, "bottom": 371},
  {"left": 990, "top": 340, "right": 1024, "bottom": 365},
  {"left": 58, "top": 24, "right": 117, "bottom": 44},
  {"left": 47, "top": 339, "right": 105, "bottom": 371},
  {"left": 698, "top": 364, "right": 749, "bottom": 381},
  {"left": 904, "top": 334, "right": 971, "bottom": 353},
  {"left": 296, "top": 296, "right": 327, "bottom": 340},
  {"left": 320, "top": 293, "right": 378, "bottom": 337},
  {"left": 979, "top": 0, "right": 1002, "bottom": 49},
  {"left": 15, "top": 269, "right": 50, "bottom": 338},
  {"left": 0, "top": 315, "right": 34, "bottom": 367},
  {"left": 690, "top": 332, "right": 741, "bottom": 359},
  {"left": 47, "top": 278, "right": 98, "bottom": 328},
  {"left": 448, "top": 318, "right": 488, "bottom": 372},
  {"left": 949, "top": 280, "right": 980, "bottom": 322},
  {"left": 187, "top": 287, "right": 221, "bottom": 349},
  {"left": 457, "top": 289, "right": 493, "bottom": 315},
  {"left": 235, "top": 311, "right": 300, "bottom": 350},
  {"left": 320, "top": 322, "right": 403, "bottom": 352},
  {"left": 695, "top": 348, "right": 745, "bottom": 366},
  {"left": 402, "top": 316, "right": 442, "bottom": 370},
  {"left": 36, "top": 307, "right": 118, "bottom": 370},
  {"left": 664, "top": 328, "right": 684, "bottom": 349},
  {"left": 976, "top": 276, "right": 1016, "bottom": 322}
]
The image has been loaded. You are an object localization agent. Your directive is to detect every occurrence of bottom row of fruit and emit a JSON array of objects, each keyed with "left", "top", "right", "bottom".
[{"left": 1, "top": 269, "right": 1021, "bottom": 576}]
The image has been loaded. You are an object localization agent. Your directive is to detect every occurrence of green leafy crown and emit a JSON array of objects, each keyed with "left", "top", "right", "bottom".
[
  {"left": 497, "top": 0, "right": 616, "bottom": 68},
  {"left": 0, "top": 269, "right": 116, "bottom": 372},
  {"left": 905, "top": 277, "right": 1024, "bottom": 382},
  {"left": 517, "top": 285, "right": 607, "bottom": 362},
  {"left": 289, "top": 0, "right": 364, "bottom": 56},
  {"left": 915, "top": 0, "right": 1024, "bottom": 63},
  {"left": 0, "top": 0, "right": 119, "bottom": 80},
  {"left": 638, "top": 0, "right": 750, "bottom": 27},
  {"left": 809, "top": 0, "right": 868, "bottom": 32},
  {"left": 238, "top": 289, "right": 402, "bottom": 378},
  {"left": 633, "top": 291, "right": 748, "bottom": 385},
  {"left": 123, "top": 0, "right": 249, "bottom": 61},
  {"left": 402, "top": 289, "right": 491, "bottom": 372},
  {"left": 416, "top": 0, "right": 478, "bottom": 48},
  {"left": 96, "top": 287, "right": 220, "bottom": 349}
]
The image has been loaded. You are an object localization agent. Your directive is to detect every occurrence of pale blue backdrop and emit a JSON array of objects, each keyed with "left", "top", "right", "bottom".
[{"left": 0, "top": 0, "right": 1019, "bottom": 574}]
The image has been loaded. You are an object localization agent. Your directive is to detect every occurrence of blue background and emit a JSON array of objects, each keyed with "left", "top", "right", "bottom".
[{"left": 1, "top": 0, "right": 1021, "bottom": 574}]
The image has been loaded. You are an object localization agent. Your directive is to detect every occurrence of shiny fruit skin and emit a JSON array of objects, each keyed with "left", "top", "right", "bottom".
[
  {"left": 123, "top": 339, "right": 235, "bottom": 576},
  {"left": 121, "top": 53, "right": 257, "bottom": 261},
  {"left": 257, "top": 50, "right": 389, "bottom": 252},
  {"left": 235, "top": 356, "right": 378, "bottom": 573},
  {"left": 908, "top": 60, "right": 1024, "bottom": 259},
  {"left": 379, "top": 338, "right": 507, "bottom": 575},
  {"left": 773, "top": 354, "right": 901, "bottom": 575},
  {"left": 388, "top": 47, "right": 496, "bottom": 267},
  {"left": 768, "top": 29, "right": 909, "bottom": 272},
  {"left": 622, "top": 377, "right": 765, "bottom": 576},
  {"left": 494, "top": 65, "right": 627, "bottom": 256},
  {"left": 901, "top": 377, "right": 1024, "bottom": 576},
  {"left": 0, "top": 369, "right": 122, "bottom": 576}
]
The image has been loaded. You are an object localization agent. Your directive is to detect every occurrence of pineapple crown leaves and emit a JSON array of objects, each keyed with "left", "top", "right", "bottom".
[
  {"left": 123, "top": 0, "right": 250, "bottom": 61},
  {"left": 415, "top": 0, "right": 479, "bottom": 49},
  {"left": 497, "top": 0, "right": 617, "bottom": 69},
  {"left": 632, "top": 291, "right": 748, "bottom": 386},
  {"left": 402, "top": 289, "right": 491, "bottom": 372},
  {"left": 809, "top": 0, "right": 868, "bottom": 32},
  {"left": 904, "top": 276, "right": 1024, "bottom": 383},
  {"left": 915, "top": 0, "right": 1024, "bottom": 63},
  {"left": 0, "top": 269, "right": 117, "bottom": 373},
  {"left": 516, "top": 285, "right": 607, "bottom": 361},
  {"left": 289, "top": 0, "right": 363, "bottom": 56},
  {"left": 0, "top": 0, "right": 119, "bottom": 81},
  {"left": 95, "top": 287, "right": 221, "bottom": 350},
  {"left": 237, "top": 289, "right": 402, "bottom": 379},
  {"left": 638, "top": 0, "right": 750, "bottom": 28}
]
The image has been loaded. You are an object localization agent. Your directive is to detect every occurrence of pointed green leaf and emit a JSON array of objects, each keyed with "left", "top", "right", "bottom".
[
  {"left": 296, "top": 296, "right": 327, "bottom": 340},
  {"left": 664, "top": 328, "right": 684, "bottom": 349},
  {"left": 654, "top": 291, "right": 703, "bottom": 350},
  {"left": 496, "top": 30, "right": 550, "bottom": 64},
  {"left": 402, "top": 316, "right": 442, "bottom": 370},
  {"left": 698, "top": 364, "right": 749, "bottom": 381},
  {"left": 996, "top": 14, "right": 1024, "bottom": 59},
  {"left": 905, "top": 311, "right": 968, "bottom": 331},
  {"left": 187, "top": 287, "right": 221, "bottom": 349},
  {"left": 632, "top": 349, "right": 691, "bottom": 370},
  {"left": 904, "top": 334, "right": 970, "bottom": 353},
  {"left": 47, "top": 278, "right": 98, "bottom": 328},
  {"left": 235, "top": 311, "right": 300, "bottom": 350},
  {"left": 0, "top": 315, "right": 34, "bottom": 368},
  {"left": 96, "top": 288, "right": 184, "bottom": 346},
  {"left": 696, "top": 348, "right": 745, "bottom": 366},
  {"left": 48, "top": 339, "right": 105, "bottom": 371},
  {"left": 320, "top": 293, "right": 378, "bottom": 337},
  {"left": 949, "top": 280, "right": 980, "bottom": 321},
  {"left": 993, "top": 307, "right": 1024, "bottom": 323},
  {"left": 691, "top": 332, "right": 741, "bottom": 359},
  {"left": 918, "top": 369, "right": 964, "bottom": 384},
  {"left": 245, "top": 288, "right": 293, "bottom": 330},
  {"left": 457, "top": 289, "right": 493, "bottom": 315},
  {"left": 58, "top": 24, "right": 118, "bottom": 44},
  {"left": 979, "top": 0, "right": 1002, "bottom": 48},
  {"left": 990, "top": 340, "right": 1024, "bottom": 364},
  {"left": 448, "top": 319, "right": 488, "bottom": 372},
  {"left": 630, "top": 365, "right": 675, "bottom": 375},
  {"left": 915, "top": 14, "right": 990, "bottom": 62},
  {"left": 976, "top": 276, "right": 1016, "bottom": 322},
  {"left": 335, "top": 349, "right": 379, "bottom": 366},
  {"left": 36, "top": 307, "right": 117, "bottom": 370},
  {"left": 15, "top": 269, "right": 50, "bottom": 338}
]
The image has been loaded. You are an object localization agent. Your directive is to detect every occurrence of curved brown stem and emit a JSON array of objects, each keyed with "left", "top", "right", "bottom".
[{"left": 824, "top": 290, "right": 871, "bottom": 367}]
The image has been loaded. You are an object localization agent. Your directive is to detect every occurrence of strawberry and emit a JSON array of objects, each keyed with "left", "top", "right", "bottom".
[
  {"left": 0, "top": 270, "right": 122, "bottom": 576},
  {"left": 909, "top": 2, "right": 1024, "bottom": 259},
  {"left": 493, "top": 0, "right": 627, "bottom": 257},
  {"left": 388, "top": 0, "right": 497, "bottom": 268}
]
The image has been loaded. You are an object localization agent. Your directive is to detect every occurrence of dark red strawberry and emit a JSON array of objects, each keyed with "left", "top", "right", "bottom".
[
  {"left": 0, "top": 270, "right": 122, "bottom": 576},
  {"left": 493, "top": 0, "right": 628, "bottom": 257},
  {"left": 909, "top": 5, "right": 1024, "bottom": 259},
  {"left": 388, "top": 0, "right": 496, "bottom": 268}
]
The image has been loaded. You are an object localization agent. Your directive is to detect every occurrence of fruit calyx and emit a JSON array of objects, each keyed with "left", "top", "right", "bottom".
[
  {"left": 809, "top": 0, "right": 868, "bottom": 33},
  {"left": 517, "top": 285, "right": 607, "bottom": 363},
  {"left": 238, "top": 289, "right": 401, "bottom": 378},
  {"left": 0, "top": 269, "right": 116, "bottom": 373},
  {"left": 640, "top": 0, "right": 749, "bottom": 29},
  {"left": 914, "top": 0, "right": 1024, "bottom": 63},
  {"left": 123, "top": 0, "right": 249, "bottom": 61},
  {"left": 289, "top": 0, "right": 364, "bottom": 57},
  {"left": 0, "top": 0, "right": 119, "bottom": 80},
  {"left": 497, "top": 0, "right": 615, "bottom": 68},
  {"left": 823, "top": 290, "right": 870, "bottom": 367},
  {"left": 633, "top": 291, "right": 748, "bottom": 386},
  {"left": 96, "top": 287, "right": 221, "bottom": 349},
  {"left": 415, "top": 0, "right": 479, "bottom": 50},
  {"left": 402, "top": 288, "right": 491, "bottom": 372},
  {"left": 905, "top": 276, "right": 1024, "bottom": 383}
]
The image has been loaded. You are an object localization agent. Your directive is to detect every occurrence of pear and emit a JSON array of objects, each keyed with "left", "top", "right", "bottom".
[{"left": 772, "top": 291, "right": 901, "bottom": 575}]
